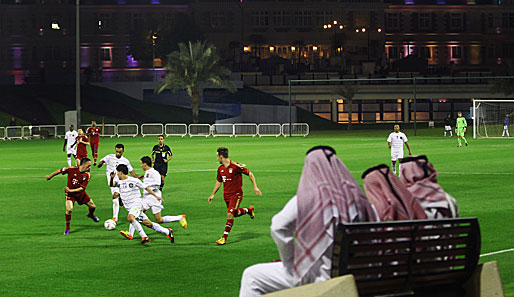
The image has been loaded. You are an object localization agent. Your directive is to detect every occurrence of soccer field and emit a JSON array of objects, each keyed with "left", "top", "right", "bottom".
[{"left": 1, "top": 130, "right": 513, "bottom": 297}]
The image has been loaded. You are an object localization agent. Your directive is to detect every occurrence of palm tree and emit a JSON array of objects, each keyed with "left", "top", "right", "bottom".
[
  {"left": 491, "top": 59, "right": 514, "bottom": 96},
  {"left": 157, "top": 41, "right": 236, "bottom": 123},
  {"left": 334, "top": 83, "right": 359, "bottom": 130}
]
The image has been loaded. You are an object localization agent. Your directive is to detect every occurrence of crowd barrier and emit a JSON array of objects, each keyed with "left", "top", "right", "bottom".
[{"left": 0, "top": 123, "right": 309, "bottom": 140}]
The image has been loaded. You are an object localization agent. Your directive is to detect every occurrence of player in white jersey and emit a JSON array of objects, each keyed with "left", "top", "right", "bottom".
[
  {"left": 120, "top": 156, "right": 187, "bottom": 240},
  {"left": 63, "top": 125, "right": 78, "bottom": 166},
  {"left": 110, "top": 164, "right": 174, "bottom": 244},
  {"left": 387, "top": 124, "right": 412, "bottom": 178},
  {"left": 97, "top": 143, "right": 139, "bottom": 224}
]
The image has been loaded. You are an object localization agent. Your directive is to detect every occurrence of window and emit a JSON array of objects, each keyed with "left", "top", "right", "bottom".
[
  {"left": 419, "top": 13, "right": 430, "bottom": 29},
  {"left": 98, "top": 13, "right": 112, "bottom": 31},
  {"left": 386, "top": 13, "right": 399, "bottom": 30},
  {"left": 315, "top": 11, "right": 333, "bottom": 26},
  {"left": 293, "top": 11, "right": 312, "bottom": 27},
  {"left": 502, "top": 13, "right": 514, "bottom": 28},
  {"left": 388, "top": 47, "right": 400, "bottom": 59},
  {"left": 450, "top": 13, "right": 462, "bottom": 29},
  {"left": 488, "top": 13, "right": 494, "bottom": 28},
  {"left": 252, "top": 11, "right": 268, "bottom": 27},
  {"left": 272, "top": 11, "right": 291, "bottom": 26},
  {"left": 100, "top": 48, "right": 111, "bottom": 61},
  {"left": 451, "top": 46, "right": 462, "bottom": 59}
]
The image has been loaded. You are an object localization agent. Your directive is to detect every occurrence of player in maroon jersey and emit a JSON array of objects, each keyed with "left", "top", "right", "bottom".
[
  {"left": 86, "top": 121, "right": 101, "bottom": 165},
  {"left": 208, "top": 147, "right": 262, "bottom": 245},
  {"left": 74, "top": 129, "right": 89, "bottom": 165},
  {"left": 46, "top": 158, "right": 100, "bottom": 235}
]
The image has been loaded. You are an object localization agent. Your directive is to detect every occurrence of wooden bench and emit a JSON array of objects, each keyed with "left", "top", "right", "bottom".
[{"left": 331, "top": 218, "right": 481, "bottom": 297}]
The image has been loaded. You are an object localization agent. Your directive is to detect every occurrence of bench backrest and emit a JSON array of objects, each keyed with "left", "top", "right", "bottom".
[{"left": 331, "top": 218, "right": 481, "bottom": 296}]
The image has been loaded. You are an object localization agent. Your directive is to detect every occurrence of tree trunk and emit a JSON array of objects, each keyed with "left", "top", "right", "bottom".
[
  {"left": 191, "top": 87, "right": 200, "bottom": 124},
  {"left": 348, "top": 98, "right": 353, "bottom": 130}
]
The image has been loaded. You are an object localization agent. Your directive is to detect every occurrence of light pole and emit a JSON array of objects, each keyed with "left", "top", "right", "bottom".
[
  {"left": 76, "top": 0, "right": 81, "bottom": 128},
  {"left": 323, "top": 21, "right": 344, "bottom": 57},
  {"left": 151, "top": 33, "right": 157, "bottom": 82}
]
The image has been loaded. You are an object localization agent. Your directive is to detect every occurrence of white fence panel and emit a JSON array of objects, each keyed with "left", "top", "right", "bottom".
[
  {"left": 56, "top": 125, "right": 66, "bottom": 138},
  {"left": 117, "top": 124, "right": 139, "bottom": 137},
  {"left": 189, "top": 124, "right": 211, "bottom": 137},
  {"left": 258, "top": 124, "right": 282, "bottom": 137},
  {"left": 282, "top": 123, "right": 309, "bottom": 137},
  {"left": 23, "top": 125, "right": 58, "bottom": 139},
  {"left": 6, "top": 126, "right": 23, "bottom": 139},
  {"left": 212, "top": 124, "right": 234, "bottom": 137},
  {"left": 141, "top": 123, "right": 164, "bottom": 137},
  {"left": 165, "top": 124, "right": 187, "bottom": 137},
  {"left": 234, "top": 123, "right": 257, "bottom": 137},
  {"left": 102, "top": 124, "right": 117, "bottom": 137},
  {"left": 0, "top": 127, "right": 5, "bottom": 140}
]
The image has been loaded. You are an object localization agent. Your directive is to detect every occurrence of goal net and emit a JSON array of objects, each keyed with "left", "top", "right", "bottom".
[{"left": 474, "top": 100, "right": 514, "bottom": 138}]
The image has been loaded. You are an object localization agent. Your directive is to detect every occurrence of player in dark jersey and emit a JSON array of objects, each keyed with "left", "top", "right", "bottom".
[
  {"left": 74, "top": 129, "right": 89, "bottom": 165},
  {"left": 151, "top": 135, "right": 172, "bottom": 191},
  {"left": 86, "top": 121, "right": 101, "bottom": 165},
  {"left": 208, "top": 147, "right": 262, "bottom": 245},
  {"left": 46, "top": 158, "right": 99, "bottom": 235}
]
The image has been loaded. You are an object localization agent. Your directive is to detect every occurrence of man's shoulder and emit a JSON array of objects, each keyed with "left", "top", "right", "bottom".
[{"left": 231, "top": 161, "right": 246, "bottom": 169}]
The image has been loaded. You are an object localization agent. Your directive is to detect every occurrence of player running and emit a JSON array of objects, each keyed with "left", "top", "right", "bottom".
[
  {"left": 151, "top": 135, "right": 172, "bottom": 191},
  {"left": 502, "top": 114, "right": 510, "bottom": 137},
  {"left": 387, "top": 124, "right": 412, "bottom": 178},
  {"left": 46, "top": 157, "right": 100, "bottom": 235},
  {"left": 98, "top": 144, "right": 139, "bottom": 224},
  {"left": 110, "top": 164, "right": 174, "bottom": 244},
  {"left": 444, "top": 114, "right": 453, "bottom": 137},
  {"left": 74, "top": 129, "right": 89, "bottom": 165},
  {"left": 86, "top": 121, "right": 101, "bottom": 165},
  {"left": 208, "top": 147, "right": 262, "bottom": 245},
  {"left": 63, "top": 125, "right": 78, "bottom": 166},
  {"left": 456, "top": 111, "right": 468, "bottom": 147},
  {"left": 119, "top": 156, "right": 187, "bottom": 240}
]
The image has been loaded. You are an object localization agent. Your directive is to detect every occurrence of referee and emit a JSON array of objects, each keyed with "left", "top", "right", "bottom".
[{"left": 152, "top": 135, "right": 172, "bottom": 191}]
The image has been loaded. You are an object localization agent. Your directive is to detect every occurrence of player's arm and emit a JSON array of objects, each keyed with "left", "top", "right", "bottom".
[
  {"left": 164, "top": 148, "right": 173, "bottom": 163},
  {"left": 151, "top": 150, "right": 156, "bottom": 162},
  {"left": 79, "top": 138, "right": 90, "bottom": 145},
  {"left": 248, "top": 171, "right": 263, "bottom": 197},
  {"left": 65, "top": 186, "right": 84, "bottom": 193},
  {"left": 145, "top": 187, "right": 164, "bottom": 203},
  {"left": 387, "top": 141, "right": 391, "bottom": 149},
  {"left": 97, "top": 159, "right": 105, "bottom": 168},
  {"left": 208, "top": 181, "right": 222, "bottom": 204},
  {"left": 63, "top": 137, "right": 67, "bottom": 152},
  {"left": 46, "top": 168, "right": 63, "bottom": 180},
  {"left": 109, "top": 172, "right": 118, "bottom": 187},
  {"left": 405, "top": 141, "right": 412, "bottom": 155},
  {"left": 129, "top": 170, "right": 141, "bottom": 179}
]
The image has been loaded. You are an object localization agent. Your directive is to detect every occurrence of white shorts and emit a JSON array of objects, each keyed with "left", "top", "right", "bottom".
[
  {"left": 445, "top": 125, "right": 451, "bottom": 131},
  {"left": 504, "top": 125, "right": 509, "bottom": 130},
  {"left": 391, "top": 149, "right": 404, "bottom": 161},
  {"left": 107, "top": 174, "right": 120, "bottom": 195},
  {"left": 66, "top": 147, "right": 76, "bottom": 155},
  {"left": 124, "top": 203, "right": 149, "bottom": 222},
  {"left": 142, "top": 194, "right": 164, "bottom": 214}
]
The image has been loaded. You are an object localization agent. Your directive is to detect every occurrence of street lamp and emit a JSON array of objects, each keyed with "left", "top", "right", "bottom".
[
  {"left": 357, "top": 27, "right": 382, "bottom": 61},
  {"left": 323, "top": 20, "right": 344, "bottom": 57},
  {"left": 151, "top": 33, "right": 158, "bottom": 82}
]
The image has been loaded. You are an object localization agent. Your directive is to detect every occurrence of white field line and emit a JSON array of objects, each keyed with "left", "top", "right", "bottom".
[{"left": 480, "top": 248, "right": 514, "bottom": 257}]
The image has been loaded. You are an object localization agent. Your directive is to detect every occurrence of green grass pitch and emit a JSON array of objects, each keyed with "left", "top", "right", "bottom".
[{"left": 0, "top": 130, "right": 513, "bottom": 297}]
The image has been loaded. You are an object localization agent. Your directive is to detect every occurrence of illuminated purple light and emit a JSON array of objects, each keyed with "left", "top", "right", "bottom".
[
  {"left": 80, "top": 46, "right": 90, "bottom": 68},
  {"left": 404, "top": 0, "right": 415, "bottom": 4},
  {"left": 12, "top": 47, "right": 22, "bottom": 69},
  {"left": 117, "top": 0, "right": 126, "bottom": 3},
  {"left": 151, "top": 0, "right": 160, "bottom": 3}
]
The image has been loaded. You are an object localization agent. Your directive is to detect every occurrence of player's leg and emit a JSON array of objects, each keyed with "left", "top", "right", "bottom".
[
  {"left": 66, "top": 154, "right": 72, "bottom": 166},
  {"left": 112, "top": 191, "right": 120, "bottom": 223},
  {"left": 239, "top": 262, "right": 295, "bottom": 297},
  {"left": 391, "top": 159, "right": 397, "bottom": 176},
  {"left": 141, "top": 215, "right": 174, "bottom": 243},
  {"left": 217, "top": 198, "right": 237, "bottom": 245},
  {"left": 127, "top": 210, "right": 149, "bottom": 243},
  {"left": 91, "top": 142, "right": 98, "bottom": 165},
  {"left": 508, "top": 128, "right": 510, "bottom": 137},
  {"left": 233, "top": 195, "right": 254, "bottom": 219},
  {"left": 85, "top": 198, "right": 99, "bottom": 222},
  {"left": 64, "top": 199, "right": 74, "bottom": 235},
  {"left": 444, "top": 127, "right": 447, "bottom": 137},
  {"left": 462, "top": 131, "right": 468, "bottom": 146},
  {"left": 398, "top": 158, "right": 403, "bottom": 178}
]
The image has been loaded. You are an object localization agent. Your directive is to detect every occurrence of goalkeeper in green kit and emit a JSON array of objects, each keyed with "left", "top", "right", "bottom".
[{"left": 456, "top": 111, "right": 468, "bottom": 147}]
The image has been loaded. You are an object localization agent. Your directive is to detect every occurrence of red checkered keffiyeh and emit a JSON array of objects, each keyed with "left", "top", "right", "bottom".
[
  {"left": 294, "top": 146, "right": 377, "bottom": 283},
  {"left": 362, "top": 164, "right": 427, "bottom": 221},
  {"left": 400, "top": 156, "right": 458, "bottom": 219}
]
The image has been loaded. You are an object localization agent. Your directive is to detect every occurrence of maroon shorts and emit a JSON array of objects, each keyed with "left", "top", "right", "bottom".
[
  {"left": 90, "top": 141, "right": 99, "bottom": 151},
  {"left": 224, "top": 193, "right": 243, "bottom": 210},
  {"left": 76, "top": 152, "right": 88, "bottom": 161},
  {"left": 66, "top": 192, "right": 91, "bottom": 205}
]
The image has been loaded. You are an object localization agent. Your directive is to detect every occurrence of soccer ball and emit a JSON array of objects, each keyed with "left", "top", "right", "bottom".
[{"left": 104, "top": 219, "right": 116, "bottom": 230}]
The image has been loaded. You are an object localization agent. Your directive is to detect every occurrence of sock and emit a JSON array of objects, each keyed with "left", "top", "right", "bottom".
[
  {"left": 450, "top": 131, "right": 453, "bottom": 137},
  {"left": 67, "top": 157, "right": 71, "bottom": 166},
  {"left": 112, "top": 198, "right": 119, "bottom": 221},
  {"left": 160, "top": 183, "right": 164, "bottom": 191},
  {"left": 444, "top": 131, "right": 447, "bottom": 136},
  {"left": 93, "top": 152, "right": 98, "bottom": 163},
  {"left": 222, "top": 219, "right": 234, "bottom": 239},
  {"left": 88, "top": 207, "right": 96, "bottom": 217},
  {"left": 462, "top": 137, "right": 468, "bottom": 144},
  {"left": 503, "top": 130, "right": 505, "bottom": 136},
  {"left": 234, "top": 208, "right": 247, "bottom": 217},
  {"left": 398, "top": 164, "right": 402, "bottom": 179},
  {"left": 392, "top": 164, "right": 396, "bottom": 175},
  {"left": 458, "top": 138, "right": 462, "bottom": 146},
  {"left": 162, "top": 215, "right": 182, "bottom": 223},
  {"left": 131, "top": 220, "right": 147, "bottom": 238},
  {"left": 65, "top": 213, "right": 71, "bottom": 230},
  {"left": 151, "top": 222, "right": 170, "bottom": 235},
  {"left": 129, "top": 224, "right": 135, "bottom": 237},
  {"left": 508, "top": 130, "right": 510, "bottom": 137}
]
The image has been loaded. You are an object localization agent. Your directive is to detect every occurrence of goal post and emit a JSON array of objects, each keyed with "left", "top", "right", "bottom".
[{"left": 473, "top": 99, "right": 514, "bottom": 139}]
